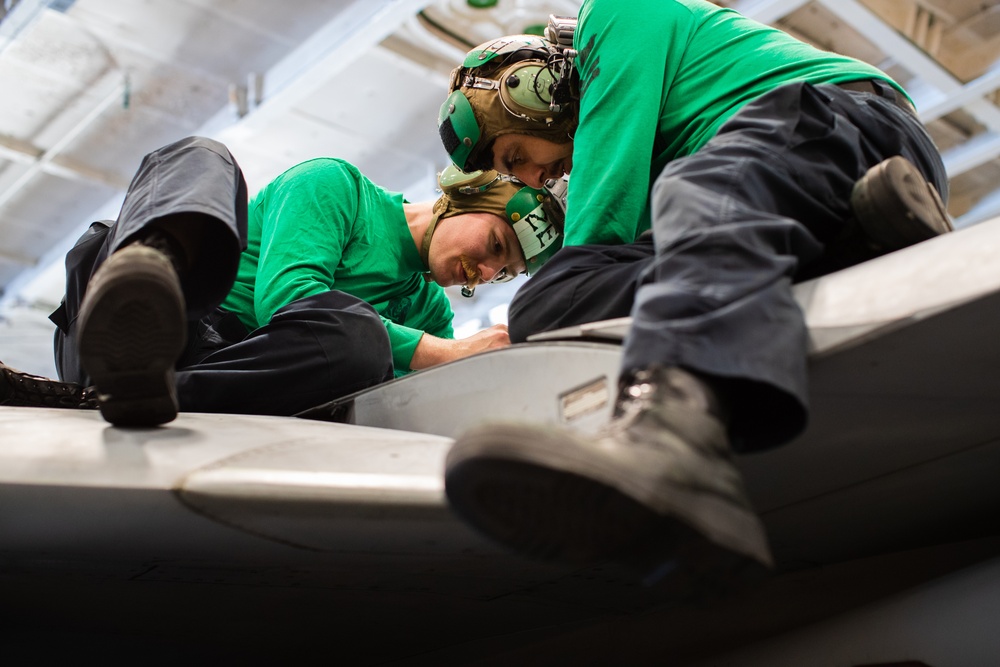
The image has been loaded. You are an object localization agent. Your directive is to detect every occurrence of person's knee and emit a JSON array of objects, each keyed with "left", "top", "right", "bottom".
[
  {"left": 339, "top": 302, "right": 393, "bottom": 383},
  {"left": 156, "top": 136, "right": 235, "bottom": 163},
  {"left": 509, "top": 242, "right": 655, "bottom": 342},
  {"left": 287, "top": 292, "right": 394, "bottom": 387},
  {"left": 508, "top": 284, "right": 553, "bottom": 343}
]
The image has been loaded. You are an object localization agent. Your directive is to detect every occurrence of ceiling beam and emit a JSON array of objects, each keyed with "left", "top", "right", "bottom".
[
  {"left": 0, "top": 248, "right": 38, "bottom": 267},
  {"left": 211, "top": 0, "right": 431, "bottom": 143},
  {"left": 918, "top": 62, "right": 1000, "bottom": 123},
  {"left": 957, "top": 182, "right": 1000, "bottom": 228},
  {"left": 0, "top": 72, "right": 126, "bottom": 211},
  {"left": 815, "top": 0, "right": 1000, "bottom": 180},
  {"left": 0, "top": 0, "right": 49, "bottom": 54},
  {"left": 0, "top": 134, "right": 43, "bottom": 163},
  {"left": 0, "top": 134, "right": 128, "bottom": 190},
  {"left": 940, "top": 131, "right": 1000, "bottom": 178},
  {"left": 816, "top": 0, "right": 1000, "bottom": 133}
]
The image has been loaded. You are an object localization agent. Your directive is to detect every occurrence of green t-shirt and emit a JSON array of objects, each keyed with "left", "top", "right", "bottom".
[
  {"left": 221, "top": 158, "right": 454, "bottom": 375},
  {"left": 566, "top": 0, "right": 909, "bottom": 246}
]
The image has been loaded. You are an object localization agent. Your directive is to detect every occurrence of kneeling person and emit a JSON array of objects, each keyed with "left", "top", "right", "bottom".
[{"left": 2, "top": 137, "right": 562, "bottom": 425}]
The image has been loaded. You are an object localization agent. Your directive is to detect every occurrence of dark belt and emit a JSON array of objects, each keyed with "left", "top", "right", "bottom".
[{"left": 837, "top": 79, "right": 917, "bottom": 116}]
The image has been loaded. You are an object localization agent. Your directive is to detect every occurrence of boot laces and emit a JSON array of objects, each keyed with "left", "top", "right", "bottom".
[
  {"left": 611, "top": 366, "right": 726, "bottom": 425},
  {"left": 1, "top": 364, "right": 99, "bottom": 409},
  {"left": 605, "top": 368, "right": 666, "bottom": 434}
]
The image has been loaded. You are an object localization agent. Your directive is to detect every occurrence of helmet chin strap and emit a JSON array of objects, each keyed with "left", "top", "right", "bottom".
[
  {"left": 420, "top": 211, "right": 441, "bottom": 272},
  {"left": 421, "top": 210, "right": 476, "bottom": 297}
]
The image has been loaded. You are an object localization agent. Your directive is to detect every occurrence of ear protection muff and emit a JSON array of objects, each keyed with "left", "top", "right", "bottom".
[
  {"left": 439, "top": 91, "right": 482, "bottom": 171},
  {"left": 439, "top": 30, "right": 579, "bottom": 172},
  {"left": 499, "top": 61, "right": 559, "bottom": 120},
  {"left": 453, "top": 34, "right": 574, "bottom": 122}
]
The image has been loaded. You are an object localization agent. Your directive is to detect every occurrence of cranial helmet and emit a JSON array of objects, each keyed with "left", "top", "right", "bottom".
[
  {"left": 427, "top": 165, "right": 564, "bottom": 280},
  {"left": 438, "top": 29, "right": 579, "bottom": 173}
]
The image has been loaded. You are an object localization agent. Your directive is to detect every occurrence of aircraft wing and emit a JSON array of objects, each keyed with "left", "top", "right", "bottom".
[{"left": 4, "top": 219, "right": 1000, "bottom": 664}]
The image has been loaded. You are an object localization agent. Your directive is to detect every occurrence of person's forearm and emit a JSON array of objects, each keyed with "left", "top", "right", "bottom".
[
  {"left": 409, "top": 325, "right": 511, "bottom": 370},
  {"left": 409, "top": 333, "right": 451, "bottom": 370}
]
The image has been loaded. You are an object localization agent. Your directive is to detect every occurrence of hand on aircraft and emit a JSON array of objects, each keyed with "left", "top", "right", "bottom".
[{"left": 410, "top": 324, "right": 510, "bottom": 369}]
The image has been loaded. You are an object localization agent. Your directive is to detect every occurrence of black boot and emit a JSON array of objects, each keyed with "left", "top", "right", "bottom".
[
  {"left": 851, "top": 156, "right": 953, "bottom": 252},
  {"left": 445, "top": 366, "right": 772, "bottom": 597},
  {"left": 77, "top": 232, "right": 188, "bottom": 426},
  {"left": 1, "top": 361, "right": 98, "bottom": 409}
]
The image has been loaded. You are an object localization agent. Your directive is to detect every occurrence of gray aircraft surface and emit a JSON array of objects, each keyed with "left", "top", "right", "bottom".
[{"left": 3, "top": 218, "right": 1000, "bottom": 665}]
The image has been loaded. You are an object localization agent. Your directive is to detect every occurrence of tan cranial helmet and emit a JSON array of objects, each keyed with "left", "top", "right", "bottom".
[
  {"left": 438, "top": 34, "right": 578, "bottom": 173},
  {"left": 425, "top": 165, "right": 564, "bottom": 278}
]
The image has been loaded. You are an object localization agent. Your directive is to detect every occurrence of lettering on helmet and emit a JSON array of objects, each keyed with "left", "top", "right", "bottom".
[
  {"left": 522, "top": 209, "right": 545, "bottom": 232},
  {"left": 512, "top": 203, "right": 559, "bottom": 260},
  {"left": 536, "top": 224, "right": 558, "bottom": 246}
]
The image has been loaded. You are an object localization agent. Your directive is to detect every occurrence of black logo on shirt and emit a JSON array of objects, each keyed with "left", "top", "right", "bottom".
[
  {"left": 579, "top": 34, "right": 600, "bottom": 94},
  {"left": 384, "top": 296, "right": 413, "bottom": 324}
]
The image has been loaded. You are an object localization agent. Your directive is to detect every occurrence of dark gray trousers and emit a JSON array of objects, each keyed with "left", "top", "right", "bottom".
[
  {"left": 51, "top": 137, "right": 393, "bottom": 416},
  {"left": 509, "top": 81, "right": 948, "bottom": 452}
]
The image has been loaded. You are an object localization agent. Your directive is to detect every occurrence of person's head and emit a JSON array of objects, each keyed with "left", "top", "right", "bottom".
[
  {"left": 438, "top": 34, "right": 579, "bottom": 187},
  {"left": 424, "top": 166, "right": 564, "bottom": 294}
]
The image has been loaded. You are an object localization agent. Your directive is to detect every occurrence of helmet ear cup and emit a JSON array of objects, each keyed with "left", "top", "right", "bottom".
[
  {"left": 438, "top": 91, "right": 482, "bottom": 171},
  {"left": 499, "top": 61, "right": 559, "bottom": 117}
]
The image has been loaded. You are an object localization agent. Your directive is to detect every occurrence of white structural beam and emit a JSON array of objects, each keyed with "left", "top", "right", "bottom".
[
  {"left": 918, "top": 62, "right": 1000, "bottom": 123},
  {"left": 0, "top": 71, "right": 127, "bottom": 211},
  {"left": 0, "top": 134, "right": 129, "bottom": 191},
  {"left": 0, "top": 0, "right": 432, "bottom": 309},
  {"left": 816, "top": 0, "right": 1000, "bottom": 181},
  {"left": 941, "top": 132, "right": 1000, "bottom": 184},
  {"left": 818, "top": 0, "right": 968, "bottom": 90},
  {"left": 734, "top": 0, "right": 1000, "bottom": 184},
  {"left": 213, "top": 0, "right": 431, "bottom": 144},
  {"left": 0, "top": 247, "right": 37, "bottom": 266},
  {"left": 957, "top": 184, "right": 1000, "bottom": 228},
  {"left": 0, "top": 0, "right": 49, "bottom": 53},
  {"left": 816, "top": 0, "right": 1000, "bottom": 132}
]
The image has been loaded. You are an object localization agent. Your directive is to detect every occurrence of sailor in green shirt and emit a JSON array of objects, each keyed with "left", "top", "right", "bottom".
[
  {"left": 436, "top": 0, "right": 953, "bottom": 592},
  {"left": 40, "top": 137, "right": 563, "bottom": 426},
  {"left": 221, "top": 157, "right": 514, "bottom": 378}
]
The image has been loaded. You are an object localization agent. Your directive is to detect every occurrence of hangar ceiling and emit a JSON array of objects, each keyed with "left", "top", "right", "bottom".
[{"left": 1, "top": 0, "right": 998, "bottom": 375}]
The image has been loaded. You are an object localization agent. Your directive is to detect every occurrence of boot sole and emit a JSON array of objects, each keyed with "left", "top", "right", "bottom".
[
  {"left": 78, "top": 247, "right": 186, "bottom": 426},
  {"left": 446, "top": 424, "right": 772, "bottom": 596},
  {"left": 851, "top": 156, "right": 953, "bottom": 251}
]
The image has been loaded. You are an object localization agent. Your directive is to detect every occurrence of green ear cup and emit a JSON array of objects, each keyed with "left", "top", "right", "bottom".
[
  {"left": 501, "top": 62, "right": 557, "bottom": 113},
  {"left": 438, "top": 91, "right": 481, "bottom": 170}
]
